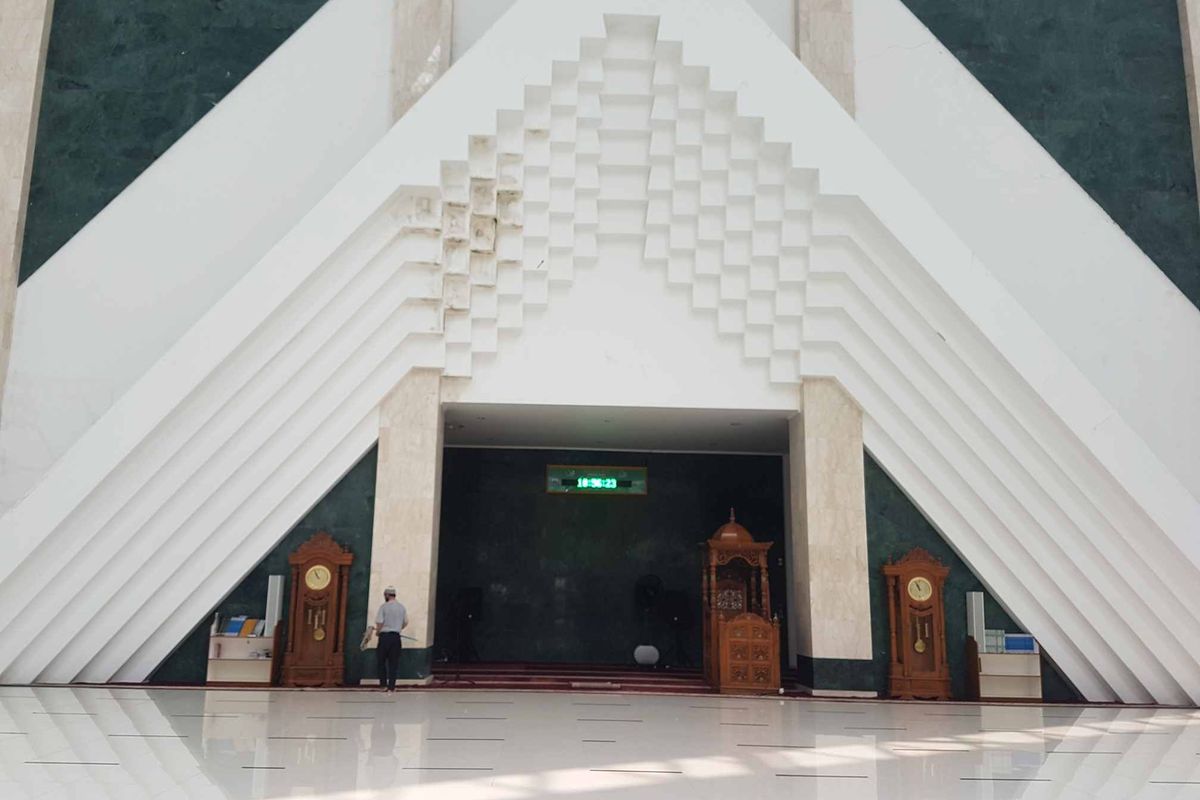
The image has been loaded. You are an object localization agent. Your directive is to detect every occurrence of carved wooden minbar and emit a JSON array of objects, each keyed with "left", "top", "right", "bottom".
[{"left": 701, "top": 511, "right": 781, "bottom": 694}]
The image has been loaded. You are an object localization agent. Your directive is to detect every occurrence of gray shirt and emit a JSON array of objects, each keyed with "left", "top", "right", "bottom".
[{"left": 375, "top": 600, "right": 408, "bottom": 634}]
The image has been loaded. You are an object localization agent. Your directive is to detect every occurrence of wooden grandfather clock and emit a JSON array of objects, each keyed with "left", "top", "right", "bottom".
[
  {"left": 281, "top": 532, "right": 354, "bottom": 687},
  {"left": 883, "top": 548, "right": 951, "bottom": 700}
]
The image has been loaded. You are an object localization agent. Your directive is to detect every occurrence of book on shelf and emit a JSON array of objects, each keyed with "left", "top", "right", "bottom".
[
  {"left": 222, "top": 615, "right": 247, "bottom": 636},
  {"left": 252, "top": 619, "right": 266, "bottom": 637},
  {"left": 1004, "top": 633, "right": 1037, "bottom": 653},
  {"left": 238, "top": 618, "right": 259, "bottom": 637}
]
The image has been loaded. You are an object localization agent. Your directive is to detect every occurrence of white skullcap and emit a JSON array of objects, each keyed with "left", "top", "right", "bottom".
[{"left": 384, "top": 586, "right": 397, "bottom": 595}]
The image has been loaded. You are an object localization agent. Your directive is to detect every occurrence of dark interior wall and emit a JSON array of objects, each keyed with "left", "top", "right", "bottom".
[
  {"left": 864, "top": 453, "right": 1081, "bottom": 702},
  {"left": 150, "top": 445, "right": 377, "bottom": 684},
  {"left": 900, "top": 0, "right": 1200, "bottom": 306},
  {"left": 20, "top": 0, "right": 330, "bottom": 281},
  {"left": 434, "top": 448, "right": 788, "bottom": 667}
]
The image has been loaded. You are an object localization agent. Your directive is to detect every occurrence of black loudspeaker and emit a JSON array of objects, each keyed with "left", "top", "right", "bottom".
[
  {"left": 634, "top": 575, "right": 664, "bottom": 611},
  {"left": 455, "top": 587, "right": 483, "bottom": 623}
]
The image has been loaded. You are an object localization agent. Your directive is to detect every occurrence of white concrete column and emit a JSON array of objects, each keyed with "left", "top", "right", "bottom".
[
  {"left": 795, "top": 0, "right": 855, "bottom": 115},
  {"left": 787, "top": 378, "right": 873, "bottom": 688},
  {"left": 392, "top": 0, "right": 453, "bottom": 119},
  {"left": 1179, "top": 0, "right": 1200, "bottom": 217},
  {"left": 0, "top": 0, "right": 54, "bottom": 412},
  {"left": 367, "top": 368, "right": 444, "bottom": 664}
]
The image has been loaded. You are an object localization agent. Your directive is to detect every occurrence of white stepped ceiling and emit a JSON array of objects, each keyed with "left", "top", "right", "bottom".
[{"left": 0, "top": 0, "right": 1197, "bottom": 704}]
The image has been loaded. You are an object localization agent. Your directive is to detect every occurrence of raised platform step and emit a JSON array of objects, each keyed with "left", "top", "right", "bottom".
[{"left": 430, "top": 662, "right": 805, "bottom": 696}]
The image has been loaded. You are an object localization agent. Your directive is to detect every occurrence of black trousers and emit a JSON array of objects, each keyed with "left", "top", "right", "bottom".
[{"left": 377, "top": 632, "right": 402, "bottom": 690}]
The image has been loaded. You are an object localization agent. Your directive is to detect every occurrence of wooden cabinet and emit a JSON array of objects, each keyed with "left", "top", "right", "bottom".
[
  {"left": 883, "top": 548, "right": 951, "bottom": 700},
  {"left": 701, "top": 512, "right": 780, "bottom": 694},
  {"left": 280, "top": 532, "right": 353, "bottom": 687}
]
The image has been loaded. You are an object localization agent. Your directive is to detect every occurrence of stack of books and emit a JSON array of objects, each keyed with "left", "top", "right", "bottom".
[
  {"left": 1004, "top": 633, "right": 1037, "bottom": 653},
  {"left": 219, "top": 616, "right": 266, "bottom": 637}
]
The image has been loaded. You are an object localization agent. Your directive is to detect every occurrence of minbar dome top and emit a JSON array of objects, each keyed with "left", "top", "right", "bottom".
[{"left": 711, "top": 509, "right": 754, "bottom": 543}]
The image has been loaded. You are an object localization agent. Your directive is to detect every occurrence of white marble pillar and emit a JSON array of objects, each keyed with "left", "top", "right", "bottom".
[
  {"left": 1179, "top": 0, "right": 1200, "bottom": 217},
  {"left": 392, "top": 0, "right": 453, "bottom": 119},
  {"left": 787, "top": 378, "right": 873, "bottom": 692},
  {"left": 360, "top": 1, "right": 452, "bottom": 682},
  {"left": 0, "top": 0, "right": 54, "bottom": 412},
  {"left": 366, "top": 368, "right": 444, "bottom": 679},
  {"left": 795, "top": 0, "right": 855, "bottom": 116}
]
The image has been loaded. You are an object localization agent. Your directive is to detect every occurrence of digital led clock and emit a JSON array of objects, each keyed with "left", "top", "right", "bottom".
[{"left": 546, "top": 465, "right": 647, "bottom": 495}]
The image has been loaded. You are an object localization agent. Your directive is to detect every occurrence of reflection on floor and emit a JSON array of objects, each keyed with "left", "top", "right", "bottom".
[{"left": 1, "top": 686, "right": 1198, "bottom": 799}]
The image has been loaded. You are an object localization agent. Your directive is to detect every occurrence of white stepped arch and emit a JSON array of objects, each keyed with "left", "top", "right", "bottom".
[{"left": 0, "top": 2, "right": 1196, "bottom": 702}]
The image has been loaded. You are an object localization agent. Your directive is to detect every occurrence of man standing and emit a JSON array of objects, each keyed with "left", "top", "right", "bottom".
[{"left": 374, "top": 586, "right": 408, "bottom": 693}]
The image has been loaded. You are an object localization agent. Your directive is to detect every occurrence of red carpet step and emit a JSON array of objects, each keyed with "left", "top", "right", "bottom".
[{"left": 430, "top": 662, "right": 807, "bottom": 696}]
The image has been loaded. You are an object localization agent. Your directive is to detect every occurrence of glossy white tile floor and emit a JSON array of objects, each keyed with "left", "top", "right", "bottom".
[{"left": 1, "top": 687, "right": 1199, "bottom": 799}]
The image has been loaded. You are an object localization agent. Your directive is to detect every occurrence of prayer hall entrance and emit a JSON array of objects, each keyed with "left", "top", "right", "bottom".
[{"left": 431, "top": 404, "right": 791, "bottom": 683}]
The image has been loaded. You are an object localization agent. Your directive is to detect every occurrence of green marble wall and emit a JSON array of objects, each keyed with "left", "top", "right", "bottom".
[
  {"left": 19, "top": 0, "right": 329, "bottom": 281},
  {"left": 864, "top": 453, "right": 1081, "bottom": 702},
  {"left": 900, "top": 0, "right": 1200, "bottom": 306},
  {"left": 150, "top": 445, "right": 377, "bottom": 685},
  {"left": 434, "top": 448, "right": 788, "bottom": 668}
]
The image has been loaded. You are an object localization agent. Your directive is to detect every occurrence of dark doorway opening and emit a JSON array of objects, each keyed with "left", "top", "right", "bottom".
[{"left": 433, "top": 447, "right": 788, "bottom": 670}]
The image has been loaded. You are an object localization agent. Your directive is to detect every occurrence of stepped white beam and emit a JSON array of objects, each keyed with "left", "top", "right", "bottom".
[{"left": 0, "top": 1, "right": 1195, "bottom": 705}]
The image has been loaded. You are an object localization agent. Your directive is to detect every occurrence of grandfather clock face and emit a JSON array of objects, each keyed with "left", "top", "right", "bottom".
[{"left": 305, "top": 564, "right": 332, "bottom": 591}]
